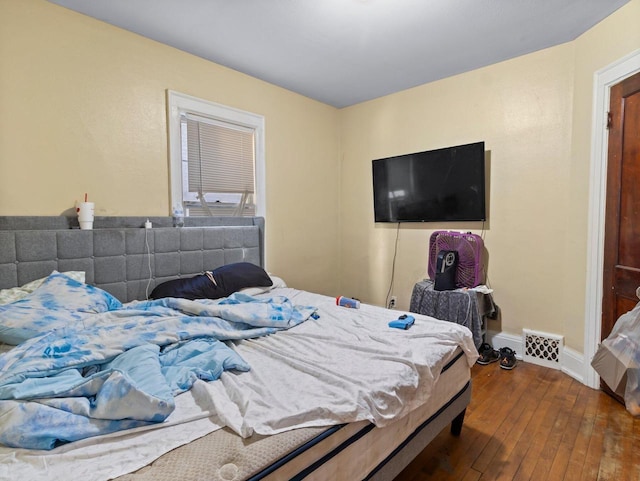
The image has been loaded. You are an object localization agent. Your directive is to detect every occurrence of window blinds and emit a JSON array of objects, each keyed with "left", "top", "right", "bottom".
[{"left": 183, "top": 114, "right": 255, "bottom": 195}]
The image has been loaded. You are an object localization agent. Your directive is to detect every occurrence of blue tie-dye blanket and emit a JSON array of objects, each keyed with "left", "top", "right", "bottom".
[{"left": 0, "top": 293, "right": 317, "bottom": 450}]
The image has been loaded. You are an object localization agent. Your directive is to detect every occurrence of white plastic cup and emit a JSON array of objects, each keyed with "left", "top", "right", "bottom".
[{"left": 77, "top": 202, "right": 95, "bottom": 230}]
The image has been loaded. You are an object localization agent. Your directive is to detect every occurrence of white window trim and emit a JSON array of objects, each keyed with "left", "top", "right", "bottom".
[{"left": 167, "top": 90, "right": 266, "bottom": 218}]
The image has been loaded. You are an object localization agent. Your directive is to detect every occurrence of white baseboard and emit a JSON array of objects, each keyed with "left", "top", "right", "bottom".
[
  {"left": 485, "top": 330, "right": 522, "bottom": 358},
  {"left": 486, "top": 330, "right": 588, "bottom": 386},
  {"left": 561, "top": 346, "right": 586, "bottom": 385}
]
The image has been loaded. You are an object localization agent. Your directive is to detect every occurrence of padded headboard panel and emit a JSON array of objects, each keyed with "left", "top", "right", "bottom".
[{"left": 0, "top": 216, "right": 265, "bottom": 303}]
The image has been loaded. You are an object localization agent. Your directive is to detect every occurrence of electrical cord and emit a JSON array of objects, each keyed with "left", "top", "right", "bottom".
[
  {"left": 144, "top": 227, "right": 153, "bottom": 299},
  {"left": 463, "top": 290, "right": 473, "bottom": 322},
  {"left": 479, "top": 220, "right": 491, "bottom": 289},
  {"left": 385, "top": 222, "right": 401, "bottom": 308}
]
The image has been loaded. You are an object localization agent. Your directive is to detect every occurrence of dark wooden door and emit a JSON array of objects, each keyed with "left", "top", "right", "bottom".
[{"left": 601, "top": 70, "right": 640, "bottom": 398}]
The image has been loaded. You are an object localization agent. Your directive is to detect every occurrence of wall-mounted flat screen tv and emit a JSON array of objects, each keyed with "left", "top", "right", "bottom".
[{"left": 372, "top": 141, "right": 486, "bottom": 223}]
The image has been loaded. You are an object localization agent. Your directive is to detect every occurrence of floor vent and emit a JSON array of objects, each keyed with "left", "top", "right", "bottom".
[{"left": 522, "top": 329, "right": 564, "bottom": 369}]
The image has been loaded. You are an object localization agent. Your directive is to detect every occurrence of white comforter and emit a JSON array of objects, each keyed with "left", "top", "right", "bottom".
[{"left": 0, "top": 288, "right": 478, "bottom": 481}]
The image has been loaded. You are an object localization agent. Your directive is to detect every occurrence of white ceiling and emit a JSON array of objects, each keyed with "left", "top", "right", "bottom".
[{"left": 48, "top": 0, "right": 628, "bottom": 108}]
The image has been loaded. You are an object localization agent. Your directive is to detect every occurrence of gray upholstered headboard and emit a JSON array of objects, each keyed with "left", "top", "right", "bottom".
[{"left": 0, "top": 216, "right": 265, "bottom": 302}]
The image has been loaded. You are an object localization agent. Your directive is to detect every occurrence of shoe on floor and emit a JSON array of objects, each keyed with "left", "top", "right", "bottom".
[
  {"left": 477, "top": 342, "right": 500, "bottom": 365},
  {"left": 499, "top": 347, "right": 517, "bottom": 370}
]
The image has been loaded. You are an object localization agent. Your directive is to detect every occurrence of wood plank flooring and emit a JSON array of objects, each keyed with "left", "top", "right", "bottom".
[{"left": 394, "top": 361, "right": 640, "bottom": 481}]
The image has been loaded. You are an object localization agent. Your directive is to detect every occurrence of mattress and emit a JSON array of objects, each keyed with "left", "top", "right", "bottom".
[{"left": 116, "top": 346, "right": 470, "bottom": 481}]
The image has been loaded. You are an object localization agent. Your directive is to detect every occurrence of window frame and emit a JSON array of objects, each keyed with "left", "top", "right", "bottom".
[{"left": 167, "top": 90, "right": 266, "bottom": 218}]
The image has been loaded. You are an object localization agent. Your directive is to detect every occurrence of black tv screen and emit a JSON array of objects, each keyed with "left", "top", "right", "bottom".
[{"left": 372, "top": 141, "right": 486, "bottom": 223}]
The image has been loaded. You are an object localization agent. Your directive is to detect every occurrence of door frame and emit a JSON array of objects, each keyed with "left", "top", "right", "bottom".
[{"left": 585, "top": 49, "right": 640, "bottom": 389}]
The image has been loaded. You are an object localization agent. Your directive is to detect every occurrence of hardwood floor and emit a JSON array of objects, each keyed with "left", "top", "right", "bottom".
[{"left": 395, "top": 361, "right": 640, "bottom": 481}]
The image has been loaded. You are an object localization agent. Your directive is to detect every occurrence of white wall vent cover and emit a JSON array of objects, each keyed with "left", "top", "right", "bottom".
[{"left": 523, "top": 329, "right": 564, "bottom": 369}]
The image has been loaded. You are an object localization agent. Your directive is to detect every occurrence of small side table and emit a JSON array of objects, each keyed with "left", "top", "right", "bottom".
[{"left": 409, "top": 280, "right": 496, "bottom": 347}]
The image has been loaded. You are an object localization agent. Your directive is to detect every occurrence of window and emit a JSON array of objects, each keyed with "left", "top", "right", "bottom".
[{"left": 167, "top": 91, "right": 265, "bottom": 217}]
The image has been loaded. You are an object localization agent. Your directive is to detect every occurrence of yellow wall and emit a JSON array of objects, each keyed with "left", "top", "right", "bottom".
[
  {"left": 563, "top": 0, "right": 640, "bottom": 349},
  {"left": 0, "top": 0, "right": 342, "bottom": 294},
  {"left": 1, "top": 0, "right": 639, "bottom": 354},
  {"left": 339, "top": 0, "right": 640, "bottom": 353},
  {"left": 340, "top": 44, "right": 575, "bottom": 337}
]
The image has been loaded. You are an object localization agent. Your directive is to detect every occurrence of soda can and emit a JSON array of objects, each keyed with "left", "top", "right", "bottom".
[{"left": 336, "top": 296, "right": 360, "bottom": 308}]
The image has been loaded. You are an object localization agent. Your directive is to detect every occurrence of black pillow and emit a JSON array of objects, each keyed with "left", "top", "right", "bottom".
[
  {"left": 149, "top": 274, "right": 221, "bottom": 300},
  {"left": 211, "top": 262, "right": 273, "bottom": 297},
  {"left": 150, "top": 262, "right": 272, "bottom": 300}
]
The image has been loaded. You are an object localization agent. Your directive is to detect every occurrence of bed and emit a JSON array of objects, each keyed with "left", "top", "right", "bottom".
[{"left": 0, "top": 216, "right": 477, "bottom": 481}]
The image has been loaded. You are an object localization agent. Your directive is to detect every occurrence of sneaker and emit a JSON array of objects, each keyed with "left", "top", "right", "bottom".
[
  {"left": 477, "top": 342, "right": 500, "bottom": 365},
  {"left": 498, "top": 347, "right": 517, "bottom": 370}
]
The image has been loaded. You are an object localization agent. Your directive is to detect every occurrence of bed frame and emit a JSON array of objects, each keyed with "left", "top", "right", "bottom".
[{"left": 0, "top": 216, "right": 470, "bottom": 481}]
